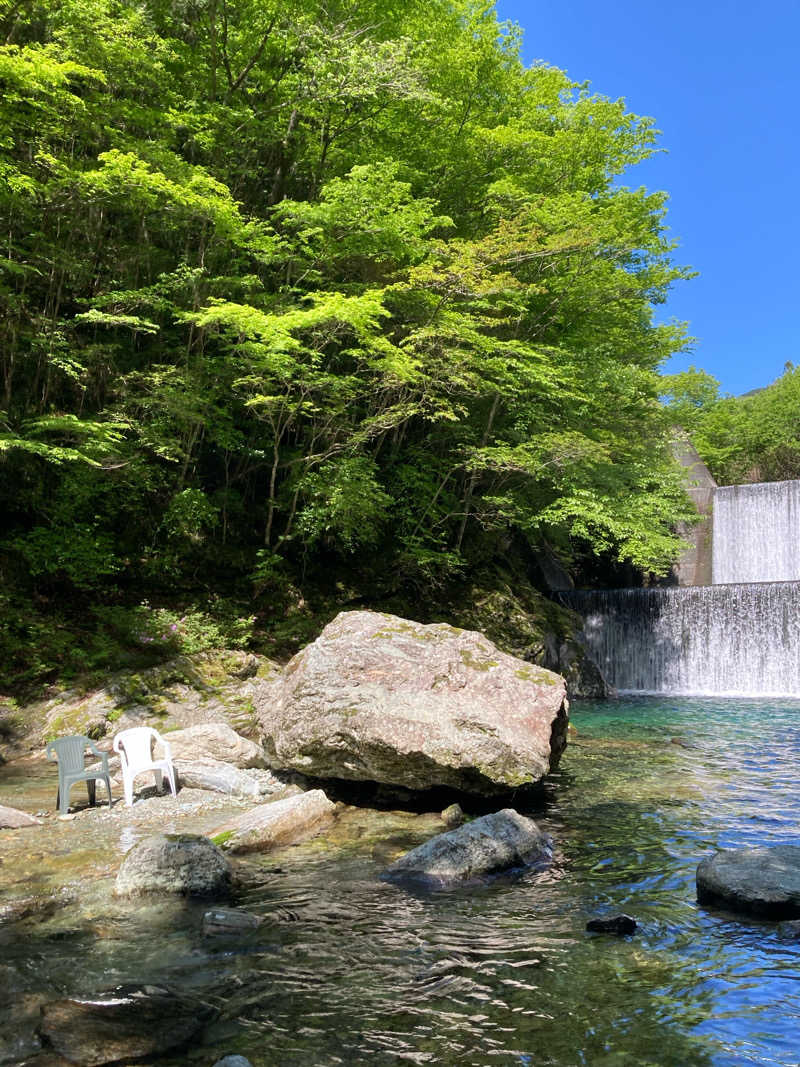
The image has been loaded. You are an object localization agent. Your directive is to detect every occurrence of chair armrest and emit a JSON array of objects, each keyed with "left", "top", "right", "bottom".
[
  {"left": 153, "top": 731, "right": 172, "bottom": 761},
  {"left": 87, "top": 739, "right": 110, "bottom": 772}
]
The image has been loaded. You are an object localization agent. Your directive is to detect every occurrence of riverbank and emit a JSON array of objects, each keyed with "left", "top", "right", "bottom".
[{"left": 3, "top": 697, "right": 800, "bottom": 1066}]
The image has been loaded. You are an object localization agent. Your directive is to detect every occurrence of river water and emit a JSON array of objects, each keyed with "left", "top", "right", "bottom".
[{"left": 2, "top": 697, "right": 800, "bottom": 1066}]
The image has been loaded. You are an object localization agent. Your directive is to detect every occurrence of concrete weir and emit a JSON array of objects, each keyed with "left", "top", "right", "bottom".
[{"left": 566, "top": 459, "right": 800, "bottom": 697}]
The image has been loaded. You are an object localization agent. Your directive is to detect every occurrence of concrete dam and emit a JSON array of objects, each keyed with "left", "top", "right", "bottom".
[{"left": 565, "top": 468, "right": 800, "bottom": 697}]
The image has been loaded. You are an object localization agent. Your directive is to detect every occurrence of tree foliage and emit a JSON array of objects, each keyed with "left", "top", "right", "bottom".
[
  {"left": 666, "top": 364, "right": 800, "bottom": 485},
  {"left": 0, "top": 0, "right": 694, "bottom": 687}
]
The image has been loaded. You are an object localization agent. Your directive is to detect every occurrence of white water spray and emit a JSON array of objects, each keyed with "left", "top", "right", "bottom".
[
  {"left": 566, "top": 585, "right": 800, "bottom": 697},
  {"left": 713, "top": 480, "right": 800, "bottom": 584}
]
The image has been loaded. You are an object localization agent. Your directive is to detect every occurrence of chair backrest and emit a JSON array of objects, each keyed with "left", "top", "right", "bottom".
[
  {"left": 114, "top": 726, "right": 158, "bottom": 768},
  {"left": 46, "top": 735, "right": 92, "bottom": 774}
]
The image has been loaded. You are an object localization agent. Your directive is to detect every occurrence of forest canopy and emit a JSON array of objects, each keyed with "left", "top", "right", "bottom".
[{"left": 0, "top": 0, "right": 695, "bottom": 687}]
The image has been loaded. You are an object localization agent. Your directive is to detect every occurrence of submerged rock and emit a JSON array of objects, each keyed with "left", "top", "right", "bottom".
[
  {"left": 114, "top": 834, "right": 231, "bottom": 898},
  {"left": 39, "top": 984, "right": 213, "bottom": 1065},
  {"left": 210, "top": 789, "right": 336, "bottom": 854},
  {"left": 0, "top": 890, "right": 74, "bottom": 926},
  {"left": 257, "top": 610, "right": 568, "bottom": 795},
  {"left": 202, "top": 908, "right": 262, "bottom": 936},
  {"left": 382, "top": 808, "right": 552, "bottom": 888},
  {"left": 213, "top": 1057, "right": 254, "bottom": 1067},
  {"left": 696, "top": 845, "right": 800, "bottom": 918},
  {"left": 0, "top": 804, "right": 40, "bottom": 829},
  {"left": 586, "top": 914, "right": 638, "bottom": 935}
]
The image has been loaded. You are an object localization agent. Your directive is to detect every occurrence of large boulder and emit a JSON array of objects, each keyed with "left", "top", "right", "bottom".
[
  {"left": 256, "top": 611, "right": 568, "bottom": 795},
  {"left": 156, "top": 723, "right": 266, "bottom": 768},
  {"left": 114, "top": 834, "right": 231, "bottom": 898},
  {"left": 382, "top": 808, "right": 552, "bottom": 888},
  {"left": 696, "top": 845, "right": 800, "bottom": 918},
  {"left": 210, "top": 789, "right": 336, "bottom": 854},
  {"left": 39, "top": 985, "right": 213, "bottom": 1065}
]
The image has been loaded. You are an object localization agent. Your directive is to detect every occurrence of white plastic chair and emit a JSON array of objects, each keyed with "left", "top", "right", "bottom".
[{"left": 112, "top": 726, "right": 177, "bottom": 807}]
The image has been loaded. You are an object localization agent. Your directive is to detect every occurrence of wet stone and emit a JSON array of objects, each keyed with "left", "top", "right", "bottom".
[
  {"left": 382, "top": 809, "right": 552, "bottom": 889},
  {"left": 39, "top": 984, "right": 214, "bottom": 1066},
  {"left": 586, "top": 914, "right": 638, "bottom": 936},
  {"left": 0, "top": 890, "right": 75, "bottom": 926},
  {"left": 114, "top": 834, "right": 232, "bottom": 898},
  {"left": 697, "top": 844, "right": 800, "bottom": 919},
  {"left": 202, "top": 908, "right": 262, "bottom": 936}
]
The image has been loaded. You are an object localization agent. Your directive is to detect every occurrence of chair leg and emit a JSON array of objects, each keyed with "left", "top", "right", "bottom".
[
  {"left": 153, "top": 769, "right": 164, "bottom": 793},
  {"left": 165, "top": 764, "right": 177, "bottom": 797},
  {"left": 58, "top": 782, "right": 70, "bottom": 816},
  {"left": 102, "top": 775, "right": 113, "bottom": 808},
  {"left": 123, "top": 770, "right": 134, "bottom": 807},
  {"left": 87, "top": 779, "right": 96, "bottom": 807}
]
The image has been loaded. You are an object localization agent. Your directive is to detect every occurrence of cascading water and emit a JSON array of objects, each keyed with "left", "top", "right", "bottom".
[
  {"left": 713, "top": 479, "right": 800, "bottom": 584},
  {"left": 567, "top": 477, "right": 800, "bottom": 697},
  {"left": 564, "top": 584, "right": 800, "bottom": 696}
]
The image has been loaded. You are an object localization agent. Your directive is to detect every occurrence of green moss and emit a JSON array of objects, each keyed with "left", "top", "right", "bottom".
[
  {"left": 514, "top": 667, "right": 559, "bottom": 686},
  {"left": 458, "top": 649, "right": 498, "bottom": 671},
  {"left": 43, "top": 699, "right": 100, "bottom": 742},
  {"left": 372, "top": 622, "right": 436, "bottom": 641},
  {"left": 256, "top": 660, "right": 281, "bottom": 680},
  {"left": 210, "top": 830, "right": 235, "bottom": 848}
]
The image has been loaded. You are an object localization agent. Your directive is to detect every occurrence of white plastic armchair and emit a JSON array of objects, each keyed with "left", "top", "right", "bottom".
[{"left": 112, "top": 726, "right": 177, "bottom": 807}]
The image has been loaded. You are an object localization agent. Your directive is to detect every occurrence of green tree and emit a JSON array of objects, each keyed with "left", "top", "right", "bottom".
[{"left": 0, "top": 0, "right": 696, "bottom": 689}]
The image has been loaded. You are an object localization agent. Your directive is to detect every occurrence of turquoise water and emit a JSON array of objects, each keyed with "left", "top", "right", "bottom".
[{"left": 4, "top": 697, "right": 800, "bottom": 1066}]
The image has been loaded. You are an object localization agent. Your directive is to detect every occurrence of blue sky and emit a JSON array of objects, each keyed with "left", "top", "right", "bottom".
[{"left": 494, "top": 0, "right": 798, "bottom": 397}]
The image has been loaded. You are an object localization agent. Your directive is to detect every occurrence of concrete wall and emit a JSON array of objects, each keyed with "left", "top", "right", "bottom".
[{"left": 671, "top": 432, "right": 716, "bottom": 587}]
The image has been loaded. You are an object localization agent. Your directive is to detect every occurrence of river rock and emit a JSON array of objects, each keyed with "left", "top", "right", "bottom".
[
  {"left": 202, "top": 908, "right": 262, "bottom": 936},
  {"left": 173, "top": 759, "right": 274, "bottom": 797},
  {"left": 440, "top": 803, "right": 465, "bottom": 829},
  {"left": 586, "top": 914, "right": 638, "bottom": 935},
  {"left": 696, "top": 845, "right": 800, "bottom": 918},
  {"left": 0, "top": 890, "right": 74, "bottom": 926},
  {"left": 257, "top": 610, "right": 568, "bottom": 795},
  {"left": 39, "top": 985, "right": 213, "bottom": 1065},
  {"left": 156, "top": 723, "right": 266, "bottom": 768},
  {"left": 114, "top": 834, "right": 231, "bottom": 897},
  {"left": 213, "top": 1058, "right": 254, "bottom": 1067},
  {"left": 210, "top": 789, "right": 336, "bottom": 854},
  {"left": 0, "top": 804, "right": 40, "bottom": 829},
  {"left": 382, "top": 808, "right": 552, "bottom": 888}
]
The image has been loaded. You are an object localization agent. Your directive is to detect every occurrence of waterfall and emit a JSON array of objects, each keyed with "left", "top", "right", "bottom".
[
  {"left": 713, "top": 480, "right": 800, "bottom": 584},
  {"left": 565, "top": 584, "right": 800, "bottom": 697}
]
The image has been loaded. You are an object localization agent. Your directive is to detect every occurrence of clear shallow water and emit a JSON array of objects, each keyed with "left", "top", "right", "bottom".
[{"left": 3, "top": 697, "right": 800, "bottom": 1066}]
